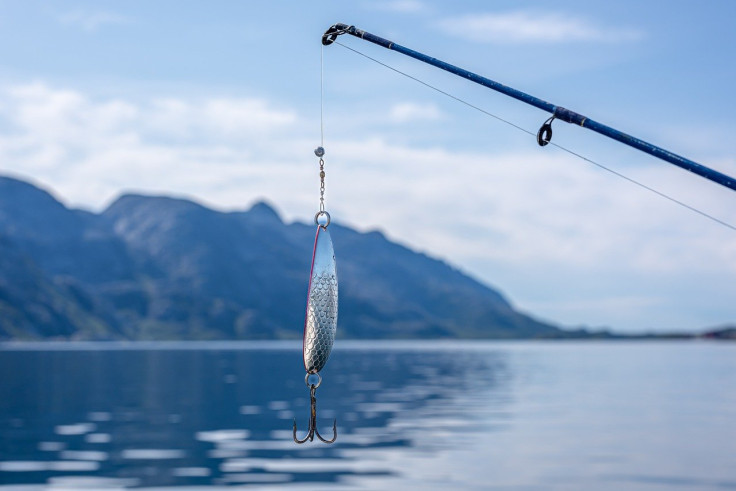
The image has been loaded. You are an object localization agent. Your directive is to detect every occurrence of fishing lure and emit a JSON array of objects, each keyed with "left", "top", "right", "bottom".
[{"left": 293, "top": 146, "right": 338, "bottom": 444}]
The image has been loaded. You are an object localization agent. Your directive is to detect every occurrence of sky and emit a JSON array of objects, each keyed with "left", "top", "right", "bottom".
[{"left": 0, "top": 0, "right": 734, "bottom": 333}]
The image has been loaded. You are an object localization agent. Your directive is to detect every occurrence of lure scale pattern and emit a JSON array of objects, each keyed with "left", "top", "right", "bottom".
[
  {"left": 303, "top": 226, "right": 338, "bottom": 374},
  {"left": 304, "top": 270, "right": 338, "bottom": 373}
]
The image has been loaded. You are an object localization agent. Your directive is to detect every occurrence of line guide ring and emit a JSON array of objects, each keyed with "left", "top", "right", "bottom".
[{"left": 537, "top": 116, "right": 555, "bottom": 146}]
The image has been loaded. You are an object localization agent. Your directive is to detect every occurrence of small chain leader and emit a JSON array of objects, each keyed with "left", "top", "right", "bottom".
[
  {"left": 314, "top": 147, "right": 329, "bottom": 226},
  {"left": 317, "top": 149, "right": 326, "bottom": 212}
]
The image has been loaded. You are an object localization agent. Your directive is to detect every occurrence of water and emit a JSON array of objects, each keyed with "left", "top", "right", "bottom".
[{"left": 0, "top": 341, "right": 734, "bottom": 490}]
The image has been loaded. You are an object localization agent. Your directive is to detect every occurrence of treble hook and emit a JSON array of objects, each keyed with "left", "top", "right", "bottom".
[{"left": 293, "top": 381, "right": 337, "bottom": 444}]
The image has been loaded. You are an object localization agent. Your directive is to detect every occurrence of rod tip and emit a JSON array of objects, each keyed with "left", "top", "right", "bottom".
[{"left": 322, "top": 24, "right": 352, "bottom": 46}]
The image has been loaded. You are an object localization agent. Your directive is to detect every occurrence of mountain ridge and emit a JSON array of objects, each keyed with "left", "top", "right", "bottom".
[{"left": 0, "top": 174, "right": 566, "bottom": 340}]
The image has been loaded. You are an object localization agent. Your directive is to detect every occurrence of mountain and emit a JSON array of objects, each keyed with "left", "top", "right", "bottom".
[
  {"left": 699, "top": 325, "right": 736, "bottom": 340},
  {"left": 0, "top": 175, "right": 564, "bottom": 340}
]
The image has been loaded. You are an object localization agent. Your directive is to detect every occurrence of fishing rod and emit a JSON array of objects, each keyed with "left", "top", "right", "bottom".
[{"left": 322, "top": 23, "right": 736, "bottom": 193}]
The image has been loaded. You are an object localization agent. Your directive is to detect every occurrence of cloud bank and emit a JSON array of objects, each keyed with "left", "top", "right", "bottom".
[
  {"left": 0, "top": 82, "right": 733, "bottom": 332},
  {"left": 365, "top": 0, "right": 428, "bottom": 14},
  {"left": 389, "top": 102, "right": 443, "bottom": 123},
  {"left": 57, "top": 10, "right": 132, "bottom": 32},
  {"left": 437, "top": 11, "right": 643, "bottom": 44}
]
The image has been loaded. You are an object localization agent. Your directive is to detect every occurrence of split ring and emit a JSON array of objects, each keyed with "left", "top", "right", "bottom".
[
  {"left": 314, "top": 211, "right": 331, "bottom": 228},
  {"left": 305, "top": 372, "right": 322, "bottom": 388}
]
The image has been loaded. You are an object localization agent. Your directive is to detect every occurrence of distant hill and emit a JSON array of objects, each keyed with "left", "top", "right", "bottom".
[
  {"left": 699, "top": 325, "right": 736, "bottom": 340},
  {"left": 0, "top": 175, "right": 567, "bottom": 340}
]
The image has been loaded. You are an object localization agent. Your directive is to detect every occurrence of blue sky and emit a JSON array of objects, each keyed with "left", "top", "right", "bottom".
[{"left": 0, "top": 1, "right": 734, "bottom": 332}]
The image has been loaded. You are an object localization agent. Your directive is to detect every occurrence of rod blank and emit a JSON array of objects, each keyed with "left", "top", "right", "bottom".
[{"left": 323, "top": 23, "right": 736, "bottom": 193}]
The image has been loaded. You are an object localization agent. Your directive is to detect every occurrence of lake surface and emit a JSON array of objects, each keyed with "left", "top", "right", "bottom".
[{"left": 0, "top": 341, "right": 734, "bottom": 490}]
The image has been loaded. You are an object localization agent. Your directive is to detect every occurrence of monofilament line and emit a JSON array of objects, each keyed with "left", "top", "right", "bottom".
[
  {"left": 334, "top": 41, "right": 736, "bottom": 233},
  {"left": 320, "top": 44, "right": 324, "bottom": 148}
]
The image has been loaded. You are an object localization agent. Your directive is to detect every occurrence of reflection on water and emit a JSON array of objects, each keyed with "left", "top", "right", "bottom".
[
  {"left": 0, "top": 341, "right": 735, "bottom": 490},
  {"left": 0, "top": 342, "right": 509, "bottom": 489}
]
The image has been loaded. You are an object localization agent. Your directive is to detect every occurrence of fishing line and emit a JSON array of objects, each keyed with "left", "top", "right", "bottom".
[
  {"left": 293, "top": 42, "right": 339, "bottom": 445},
  {"left": 334, "top": 41, "right": 736, "bottom": 233},
  {"left": 320, "top": 44, "right": 324, "bottom": 148}
]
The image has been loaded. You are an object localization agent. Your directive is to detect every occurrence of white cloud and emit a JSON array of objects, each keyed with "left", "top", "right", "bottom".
[
  {"left": 0, "top": 82, "right": 733, "bottom": 332},
  {"left": 366, "top": 0, "right": 428, "bottom": 14},
  {"left": 0, "top": 82, "right": 302, "bottom": 210},
  {"left": 202, "top": 99, "right": 297, "bottom": 136},
  {"left": 323, "top": 136, "right": 736, "bottom": 331},
  {"left": 437, "top": 11, "right": 643, "bottom": 44},
  {"left": 326, "top": 138, "right": 736, "bottom": 273},
  {"left": 389, "top": 102, "right": 442, "bottom": 123},
  {"left": 58, "top": 10, "right": 131, "bottom": 32}
]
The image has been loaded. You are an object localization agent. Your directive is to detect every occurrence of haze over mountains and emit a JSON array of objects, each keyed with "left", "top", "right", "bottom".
[{"left": 0, "top": 175, "right": 569, "bottom": 340}]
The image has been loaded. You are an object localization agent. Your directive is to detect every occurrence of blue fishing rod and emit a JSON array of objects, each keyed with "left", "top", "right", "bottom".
[{"left": 322, "top": 23, "right": 736, "bottom": 193}]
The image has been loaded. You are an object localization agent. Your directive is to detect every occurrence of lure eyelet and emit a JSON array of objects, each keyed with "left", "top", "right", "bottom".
[
  {"left": 305, "top": 372, "right": 322, "bottom": 388},
  {"left": 314, "top": 211, "right": 331, "bottom": 228}
]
